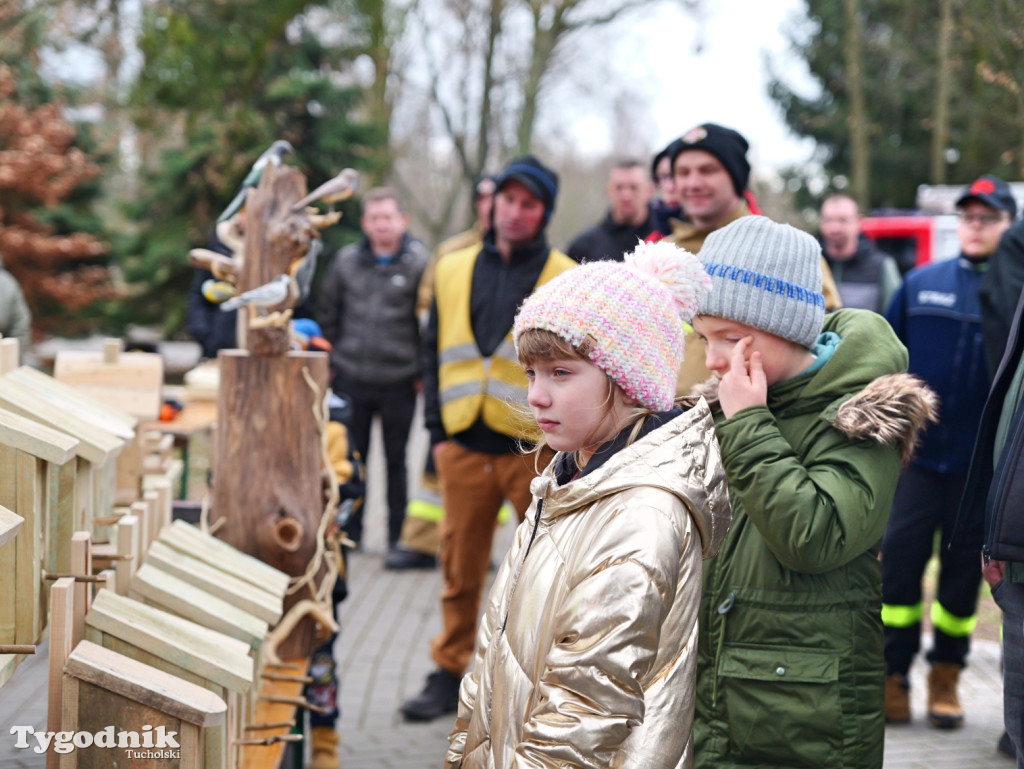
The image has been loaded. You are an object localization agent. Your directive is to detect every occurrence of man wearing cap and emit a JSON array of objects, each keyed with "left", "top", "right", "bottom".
[
  {"left": 819, "top": 192, "right": 903, "bottom": 313},
  {"left": 400, "top": 155, "right": 575, "bottom": 721},
  {"left": 566, "top": 158, "right": 654, "bottom": 262},
  {"left": 663, "top": 122, "right": 841, "bottom": 394},
  {"left": 648, "top": 139, "right": 684, "bottom": 239},
  {"left": 881, "top": 174, "right": 1016, "bottom": 729},
  {"left": 386, "top": 173, "right": 497, "bottom": 571}
]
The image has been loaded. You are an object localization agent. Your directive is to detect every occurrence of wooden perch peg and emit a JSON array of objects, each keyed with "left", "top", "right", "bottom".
[
  {"left": 102, "top": 338, "right": 122, "bottom": 364},
  {"left": 0, "top": 338, "right": 19, "bottom": 375},
  {"left": 0, "top": 645, "right": 36, "bottom": 654}
]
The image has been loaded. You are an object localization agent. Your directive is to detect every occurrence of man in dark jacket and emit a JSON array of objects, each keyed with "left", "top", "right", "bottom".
[
  {"left": 955, "top": 285, "right": 1024, "bottom": 768},
  {"left": 980, "top": 217, "right": 1024, "bottom": 377},
  {"left": 399, "top": 156, "right": 574, "bottom": 721},
  {"left": 566, "top": 159, "right": 653, "bottom": 262},
  {"left": 882, "top": 174, "right": 1016, "bottom": 728},
  {"left": 317, "top": 187, "right": 429, "bottom": 552},
  {"left": 820, "top": 192, "right": 902, "bottom": 313}
]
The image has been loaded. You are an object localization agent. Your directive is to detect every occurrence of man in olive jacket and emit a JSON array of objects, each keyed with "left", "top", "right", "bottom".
[{"left": 690, "top": 217, "right": 936, "bottom": 769}]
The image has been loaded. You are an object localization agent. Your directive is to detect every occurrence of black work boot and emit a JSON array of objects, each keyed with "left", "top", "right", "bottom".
[
  {"left": 400, "top": 668, "right": 461, "bottom": 721},
  {"left": 385, "top": 546, "right": 438, "bottom": 570}
]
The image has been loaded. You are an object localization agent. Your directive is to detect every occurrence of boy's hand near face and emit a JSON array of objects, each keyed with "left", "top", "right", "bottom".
[{"left": 718, "top": 337, "right": 768, "bottom": 419}]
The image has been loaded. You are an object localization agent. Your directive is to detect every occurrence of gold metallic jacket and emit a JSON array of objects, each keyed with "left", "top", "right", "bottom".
[{"left": 445, "top": 400, "right": 731, "bottom": 769}]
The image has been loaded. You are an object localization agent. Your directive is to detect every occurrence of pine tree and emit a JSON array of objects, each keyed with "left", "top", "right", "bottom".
[{"left": 0, "top": 63, "right": 116, "bottom": 333}]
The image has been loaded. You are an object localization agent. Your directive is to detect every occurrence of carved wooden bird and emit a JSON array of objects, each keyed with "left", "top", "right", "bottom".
[
  {"left": 217, "top": 140, "right": 295, "bottom": 223},
  {"left": 290, "top": 168, "right": 359, "bottom": 213},
  {"left": 220, "top": 275, "right": 291, "bottom": 313},
  {"left": 219, "top": 238, "right": 322, "bottom": 313},
  {"left": 201, "top": 279, "right": 237, "bottom": 304}
]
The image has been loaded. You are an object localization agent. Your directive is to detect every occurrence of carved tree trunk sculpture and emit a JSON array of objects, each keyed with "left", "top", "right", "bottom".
[{"left": 212, "top": 163, "right": 329, "bottom": 659}]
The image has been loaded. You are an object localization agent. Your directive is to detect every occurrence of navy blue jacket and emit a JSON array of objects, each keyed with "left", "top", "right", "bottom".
[{"left": 885, "top": 255, "right": 991, "bottom": 473}]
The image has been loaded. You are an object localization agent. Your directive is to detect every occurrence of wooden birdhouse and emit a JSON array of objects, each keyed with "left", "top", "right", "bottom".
[
  {"left": 60, "top": 640, "right": 226, "bottom": 769},
  {"left": 0, "top": 407, "right": 80, "bottom": 687},
  {"left": 84, "top": 589, "right": 254, "bottom": 769}
]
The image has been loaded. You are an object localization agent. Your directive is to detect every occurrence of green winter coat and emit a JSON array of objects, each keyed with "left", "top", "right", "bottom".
[{"left": 694, "top": 309, "right": 937, "bottom": 769}]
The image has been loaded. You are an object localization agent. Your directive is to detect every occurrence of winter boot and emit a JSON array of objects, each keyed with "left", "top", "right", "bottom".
[
  {"left": 311, "top": 726, "right": 340, "bottom": 769},
  {"left": 885, "top": 673, "right": 911, "bottom": 724},
  {"left": 927, "top": 662, "right": 965, "bottom": 729},
  {"left": 400, "top": 668, "right": 461, "bottom": 721}
]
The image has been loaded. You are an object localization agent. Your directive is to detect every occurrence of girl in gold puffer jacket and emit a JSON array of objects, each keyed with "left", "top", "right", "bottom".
[{"left": 444, "top": 242, "right": 732, "bottom": 769}]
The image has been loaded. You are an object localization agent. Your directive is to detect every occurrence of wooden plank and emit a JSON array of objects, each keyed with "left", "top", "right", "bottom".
[
  {"left": 47, "top": 577, "right": 75, "bottom": 769},
  {"left": 46, "top": 460, "right": 77, "bottom": 577},
  {"left": 69, "top": 531, "right": 91, "bottom": 645},
  {"left": 74, "top": 458, "right": 93, "bottom": 534},
  {"left": 0, "top": 444, "right": 16, "bottom": 644},
  {"left": 9, "top": 366, "right": 138, "bottom": 436},
  {"left": 130, "top": 501, "right": 148, "bottom": 563},
  {"left": 116, "top": 432, "right": 144, "bottom": 503},
  {"left": 85, "top": 589, "right": 253, "bottom": 692},
  {"left": 0, "top": 504, "right": 22, "bottom": 547},
  {"left": 0, "top": 377, "right": 123, "bottom": 464},
  {"left": 143, "top": 489, "right": 160, "bottom": 554},
  {"left": 144, "top": 540, "right": 283, "bottom": 624},
  {"left": 0, "top": 338, "right": 18, "bottom": 375},
  {"left": 152, "top": 479, "right": 172, "bottom": 536},
  {"left": 115, "top": 515, "right": 138, "bottom": 596},
  {"left": 54, "top": 349, "right": 163, "bottom": 387},
  {"left": 14, "top": 452, "right": 42, "bottom": 644},
  {"left": 94, "top": 458, "right": 116, "bottom": 522},
  {"left": 129, "top": 562, "right": 269, "bottom": 651},
  {"left": 58, "top": 674, "right": 78, "bottom": 769},
  {"left": 162, "top": 519, "right": 291, "bottom": 596},
  {"left": 65, "top": 639, "right": 227, "bottom": 726},
  {"left": 0, "top": 406, "right": 80, "bottom": 465},
  {"left": 103, "top": 337, "right": 122, "bottom": 363}
]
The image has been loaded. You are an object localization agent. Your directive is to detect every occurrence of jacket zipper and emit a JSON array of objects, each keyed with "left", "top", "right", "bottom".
[{"left": 500, "top": 497, "right": 544, "bottom": 634}]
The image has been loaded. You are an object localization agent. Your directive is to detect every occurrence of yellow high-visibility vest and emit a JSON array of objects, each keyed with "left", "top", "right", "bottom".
[{"left": 435, "top": 245, "right": 575, "bottom": 441}]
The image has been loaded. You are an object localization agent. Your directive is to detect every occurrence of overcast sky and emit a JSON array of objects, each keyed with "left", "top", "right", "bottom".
[{"left": 564, "top": 0, "right": 818, "bottom": 175}]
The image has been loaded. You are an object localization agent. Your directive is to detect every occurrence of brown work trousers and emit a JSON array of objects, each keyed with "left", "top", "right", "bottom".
[{"left": 430, "top": 441, "right": 552, "bottom": 676}]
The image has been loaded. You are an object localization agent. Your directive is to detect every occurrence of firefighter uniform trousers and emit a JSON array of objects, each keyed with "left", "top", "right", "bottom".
[{"left": 881, "top": 465, "right": 983, "bottom": 675}]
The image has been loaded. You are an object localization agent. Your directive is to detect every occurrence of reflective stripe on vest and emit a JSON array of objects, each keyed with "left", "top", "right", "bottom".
[{"left": 435, "top": 245, "right": 575, "bottom": 439}]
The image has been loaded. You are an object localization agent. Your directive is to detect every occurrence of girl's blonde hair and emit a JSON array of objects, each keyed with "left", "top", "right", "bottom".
[{"left": 517, "top": 328, "right": 656, "bottom": 472}]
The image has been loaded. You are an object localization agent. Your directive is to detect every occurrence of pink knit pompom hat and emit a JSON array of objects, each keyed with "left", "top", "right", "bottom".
[{"left": 513, "top": 240, "right": 712, "bottom": 411}]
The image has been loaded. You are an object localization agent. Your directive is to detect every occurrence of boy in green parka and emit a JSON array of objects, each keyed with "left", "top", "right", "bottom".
[{"left": 689, "top": 215, "right": 937, "bottom": 769}]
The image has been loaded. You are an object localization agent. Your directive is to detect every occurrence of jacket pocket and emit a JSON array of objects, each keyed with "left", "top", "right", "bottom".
[{"left": 718, "top": 644, "right": 841, "bottom": 768}]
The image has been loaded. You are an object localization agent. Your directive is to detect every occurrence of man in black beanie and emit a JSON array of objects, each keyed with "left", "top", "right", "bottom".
[
  {"left": 664, "top": 122, "right": 841, "bottom": 396},
  {"left": 665, "top": 123, "right": 752, "bottom": 252},
  {"left": 400, "top": 154, "right": 576, "bottom": 721}
]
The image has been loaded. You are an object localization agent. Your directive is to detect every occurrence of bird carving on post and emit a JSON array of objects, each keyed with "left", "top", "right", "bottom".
[
  {"left": 217, "top": 139, "right": 294, "bottom": 224},
  {"left": 291, "top": 168, "right": 359, "bottom": 213},
  {"left": 220, "top": 239, "right": 322, "bottom": 314}
]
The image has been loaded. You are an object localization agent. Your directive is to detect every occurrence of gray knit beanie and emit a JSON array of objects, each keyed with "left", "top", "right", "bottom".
[{"left": 697, "top": 216, "right": 825, "bottom": 348}]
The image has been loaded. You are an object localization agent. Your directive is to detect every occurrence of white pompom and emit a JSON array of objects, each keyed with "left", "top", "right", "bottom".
[{"left": 625, "top": 239, "right": 712, "bottom": 322}]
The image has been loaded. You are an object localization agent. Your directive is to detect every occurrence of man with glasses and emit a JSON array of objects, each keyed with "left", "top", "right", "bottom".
[{"left": 881, "top": 174, "right": 1016, "bottom": 730}]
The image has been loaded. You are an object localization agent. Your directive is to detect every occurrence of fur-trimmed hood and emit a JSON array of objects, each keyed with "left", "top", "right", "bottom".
[{"left": 830, "top": 373, "right": 938, "bottom": 465}]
